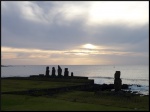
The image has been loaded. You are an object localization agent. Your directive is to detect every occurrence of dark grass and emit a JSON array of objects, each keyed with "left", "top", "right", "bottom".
[
  {"left": 51, "top": 90, "right": 149, "bottom": 111},
  {"left": 1, "top": 78, "right": 149, "bottom": 111},
  {"left": 1, "top": 79, "right": 83, "bottom": 92},
  {"left": 1, "top": 94, "right": 136, "bottom": 111}
]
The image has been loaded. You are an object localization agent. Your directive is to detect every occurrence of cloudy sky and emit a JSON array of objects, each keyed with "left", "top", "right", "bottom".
[{"left": 1, "top": 1, "right": 149, "bottom": 65}]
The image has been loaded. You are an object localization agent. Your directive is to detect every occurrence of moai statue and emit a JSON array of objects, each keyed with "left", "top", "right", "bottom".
[
  {"left": 64, "top": 68, "right": 69, "bottom": 77},
  {"left": 114, "top": 71, "right": 122, "bottom": 92},
  {"left": 71, "top": 72, "right": 73, "bottom": 77},
  {"left": 57, "top": 65, "right": 62, "bottom": 77},
  {"left": 45, "top": 66, "right": 49, "bottom": 77},
  {"left": 51, "top": 67, "right": 56, "bottom": 77}
]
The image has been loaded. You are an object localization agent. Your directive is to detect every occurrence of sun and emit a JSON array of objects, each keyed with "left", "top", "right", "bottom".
[{"left": 82, "top": 44, "right": 97, "bottom": 49}]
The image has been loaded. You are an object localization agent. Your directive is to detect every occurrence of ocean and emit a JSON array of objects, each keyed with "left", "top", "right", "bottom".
[{"left": 1, "top": 65, "right": 149, "bottom": 95}]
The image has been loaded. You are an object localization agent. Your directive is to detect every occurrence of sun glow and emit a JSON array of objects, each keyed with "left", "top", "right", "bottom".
[{"left": 82, "top": 44, "right": 97, "bottom": 49}]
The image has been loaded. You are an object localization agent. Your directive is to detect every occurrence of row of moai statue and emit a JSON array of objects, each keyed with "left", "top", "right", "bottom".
[
  {"left": 114, "top": 71, "right": 122, "bottom": 92},
  {"left": 45, "top": 65, "right": 73, "bottom": 77}
]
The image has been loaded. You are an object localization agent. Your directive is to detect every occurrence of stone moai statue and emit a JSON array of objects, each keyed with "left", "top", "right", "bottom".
[
  {"left": 114, "top": 71, "right": 122, "bottom": 92},
  {"left": 64, "top": 68, "right": 69, "bottom": 77},
  {"left": 51, "top": 67, "right": 56, "bottom": 77},
  {"left": 45, "top": 66, "right": 49, "bottom": 77},
  {"left": 58, "top": 65, "right": 62, "bottom": 77},
  {"left": 71, "top": 72, "right": 73, "bottom": 77}
]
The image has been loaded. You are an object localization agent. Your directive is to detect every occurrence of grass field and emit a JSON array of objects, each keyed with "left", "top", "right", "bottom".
[
  {"left": 1, "top": 79, "right": 82, "bottom": 92},
  {"left": 1, "top": 94, "right": 136, "bottom": 111},
  {"left": 52, "top": 90, "right": 149, "bottom": 111},
  {"left": 1, "top": 78, "right": 149, "bottom": 111}
]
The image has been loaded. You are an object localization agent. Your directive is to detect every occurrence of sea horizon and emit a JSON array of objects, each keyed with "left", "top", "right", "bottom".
[{"left": 1, "top": 64, "right": 149, "bottom": 95}]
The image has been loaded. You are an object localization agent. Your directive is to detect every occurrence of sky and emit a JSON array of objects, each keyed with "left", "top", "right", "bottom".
[{"left": 1, "top": 1, "right": 149, "bottom": 65}]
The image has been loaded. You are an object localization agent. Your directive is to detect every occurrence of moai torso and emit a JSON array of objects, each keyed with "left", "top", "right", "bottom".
[
  {"left": 45, "top": 66, "right": 49, "bottom": 76},
  {"left": 52, "top": 67, "right": 56, "bottom": 77},
  {"left": 64, "top": 68, "right": 69, "bottom": 77},
  {"left": 58, "top": 65, "right": 62, "bottom": 77},
  {"left": 114, "top": 71, "right": 122, "bottom": 92}
]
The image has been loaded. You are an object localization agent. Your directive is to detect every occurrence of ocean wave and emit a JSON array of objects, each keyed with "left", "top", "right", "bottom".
[
  {"left": 89, "top": 76, "right": 149, "bottom": 81},
  {"left": 89, "top": 76, "right": 114, "bottom": 79}
]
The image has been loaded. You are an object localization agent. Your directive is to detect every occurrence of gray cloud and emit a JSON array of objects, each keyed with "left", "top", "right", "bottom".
[
  {"left": 1, "top": 1, "right": 149, "bottom": 65},
  {"left": 88, "top": 23, "right": 149, "bottom": 52},
  {"left": 90, "top": 24, "right": 148, "bottom": 44},
  {"left": 2, "top": 1, "right": 89, "bottom": 50}
]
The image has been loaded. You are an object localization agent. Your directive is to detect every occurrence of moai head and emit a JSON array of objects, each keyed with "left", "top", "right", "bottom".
[
  {"left": 46, "top": 66, "right": 49, "bottom": 70},
  {"left": 65, "top": 68, "right": 68, "bottom": 71},
  {"left": 52, "top": 67, "right": 55, "bottom": 70},
  {"left": 114, "top": 71, "right": 120, "bottom": 79}
]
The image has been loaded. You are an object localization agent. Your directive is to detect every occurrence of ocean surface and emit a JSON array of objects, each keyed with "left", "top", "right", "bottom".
[{"left": 1, "top": 65, "right": 149, "bottom": 95}]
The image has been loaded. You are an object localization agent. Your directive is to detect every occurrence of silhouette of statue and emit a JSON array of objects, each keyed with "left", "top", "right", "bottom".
[
  {"left": 64, "top": 68, "right": 69, "bottom": 77},
  {"left": 114, "top": 71, "right": 122, "bottom": 92},
  {"left": 71, "top": 72, "right": 73, "bottom": 77},
  {"left": 51, "top": 67, "right": 56, "bottom": 77},
  {"left": 45, "top": 66, "right": 49, "bottom": 76},
  {"left": 58, "top": 65, "right": 62, "bottom": 77}
]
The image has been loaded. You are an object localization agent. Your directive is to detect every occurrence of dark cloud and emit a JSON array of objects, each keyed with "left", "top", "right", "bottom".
[{"left": 2, "top": 1, "right": 89, "bottom": 50}]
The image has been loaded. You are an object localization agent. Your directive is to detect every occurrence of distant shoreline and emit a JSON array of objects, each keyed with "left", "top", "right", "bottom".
[{"left": 1, "top": 65, "right": 13, "bottom": 67}]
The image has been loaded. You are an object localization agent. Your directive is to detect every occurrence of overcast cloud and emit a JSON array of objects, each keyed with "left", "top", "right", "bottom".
[{"left": 1, "top": 1, "right": 149, "bottom": 65}]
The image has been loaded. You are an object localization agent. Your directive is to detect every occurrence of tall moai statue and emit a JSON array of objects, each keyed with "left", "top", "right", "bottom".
[
  {"left": 64, "top": 68, "right": 69, "bottom": 77},
  {"left": 57, "top": 65, "right": 62, "bottom": 77},
  {"left": 114, "top": 71, "right": 122, "bottom": 92},
  {"left": 45, "top": 66, "right": 49, "bottom": 77},
  {"left": 51, "top": 67, "right": 56, "bottom": 77}
]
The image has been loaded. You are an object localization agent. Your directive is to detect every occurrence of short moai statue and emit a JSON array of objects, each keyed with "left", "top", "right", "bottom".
[
  {"left": 51, "top": 67, "right": 56, "bottom": 77},
  {"left": 45, "top": 66, "right": 49, "bottom": 77},
  {"left": 64, "top": 68, "right": 69, "bottom": 77},
  {"left": 114, "top": 71, "right": 122, "bottom": 92},
  {"left": 71, "top": 72, "right": 73, "bottom": 77},
  {"left": 58, "top": 65, "right": 62, "bottom": 77}
]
